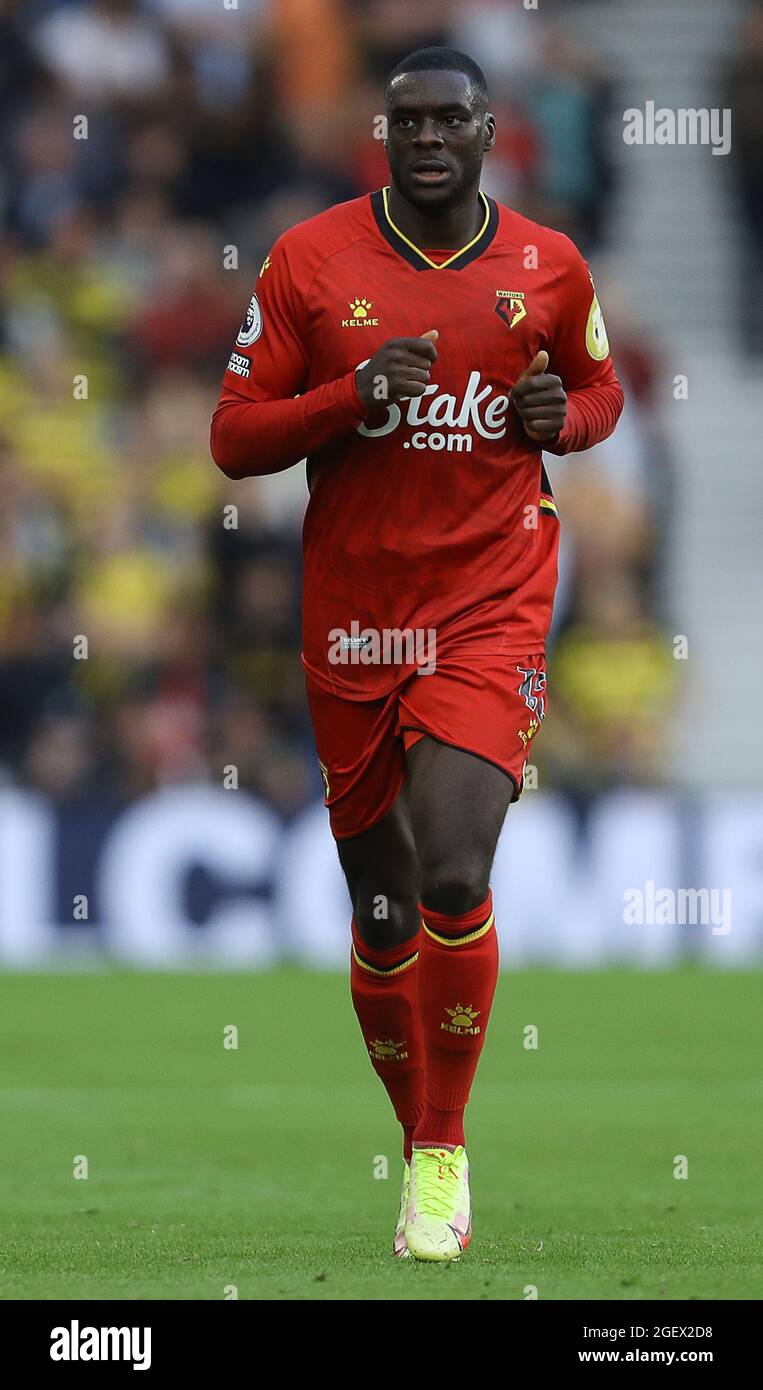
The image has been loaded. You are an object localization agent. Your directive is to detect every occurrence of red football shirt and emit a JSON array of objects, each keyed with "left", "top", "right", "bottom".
[{"left": 211, "top": 188, "right": 624, "bottom": 698}]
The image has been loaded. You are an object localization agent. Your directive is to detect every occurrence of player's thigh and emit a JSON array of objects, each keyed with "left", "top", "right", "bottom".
[
  {"left": 336, "top": 788, "right": 419, "bottom": 912},
  {"left": 399, "top": 650, "right": 548, "bottom": 886},
  {"left": 405, "top": 735, "right": 513, "bottom": 892},
  {"left": 306, "top": 678, "right": 419, "bottom": 933}
]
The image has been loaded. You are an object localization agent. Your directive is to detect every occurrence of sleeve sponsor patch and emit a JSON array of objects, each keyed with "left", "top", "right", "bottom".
[
  {"left": 227, "top": 351, "right": 251, "bottom": 378},
  {"left": 585, "top": 291, "right": 610, "bottom": 360},
  {"left": 236, "top": 292, "right": 263, "bottom": 347}
]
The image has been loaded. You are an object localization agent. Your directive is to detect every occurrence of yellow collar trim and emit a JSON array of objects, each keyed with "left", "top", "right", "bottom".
[{"left": 381, "top": 186, "right": 490, "bottom": 271}]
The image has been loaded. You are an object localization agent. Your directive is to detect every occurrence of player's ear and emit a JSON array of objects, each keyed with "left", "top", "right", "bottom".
[{"left": 483, "top": 113, "right": 496, "bottom": 153}]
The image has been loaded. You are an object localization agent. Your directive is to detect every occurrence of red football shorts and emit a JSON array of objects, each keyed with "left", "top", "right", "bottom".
[{"left": 306, "top": 652, "right": 548, "bottom": 840}]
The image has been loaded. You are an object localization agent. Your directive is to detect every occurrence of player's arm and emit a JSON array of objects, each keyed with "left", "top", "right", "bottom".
[
  {"left": 210, "top": 241, "right": 366, "bottom": 479},
  {"left": 510, "top": 248, "right": 624, "bottom": 454}
]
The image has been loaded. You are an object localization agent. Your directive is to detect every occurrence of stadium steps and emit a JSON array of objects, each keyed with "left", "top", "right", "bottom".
[
  {"left": 570, "top": 0, "right": 761, "bottom": 786},
  {"left": 664, "top": 350, "right": 763, "bottom": 786},
  {"left": 572, "top": 0, "right": 743, "bottom": 340}
]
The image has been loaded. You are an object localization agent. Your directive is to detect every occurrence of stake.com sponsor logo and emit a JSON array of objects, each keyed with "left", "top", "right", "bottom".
[
  {"left": 50, "top": 1320, "right": 151, "bottom": 1370},
  {"left": 356, "top": 367, "right": 510, "bottom": 452}
]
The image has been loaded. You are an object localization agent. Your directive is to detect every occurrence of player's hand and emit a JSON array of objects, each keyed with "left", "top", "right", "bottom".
[
  {"left": 510, "top": 350, "right": 567, "bottom": 443},
  {"left": 355, "top": 330, "right": 438, "bottom": 410}
]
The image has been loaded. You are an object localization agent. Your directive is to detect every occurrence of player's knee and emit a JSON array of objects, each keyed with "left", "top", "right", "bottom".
[
  {"left": 354, "top": 893, "right": 419, "bottom": 950},
  {"left": 419, "top": 861, "right": 490, "bottom": 917}
]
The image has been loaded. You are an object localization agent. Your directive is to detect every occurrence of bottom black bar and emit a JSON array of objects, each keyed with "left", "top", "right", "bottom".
[{"left": 0, "top": 1298, "right": 755, "bottom": 1376}]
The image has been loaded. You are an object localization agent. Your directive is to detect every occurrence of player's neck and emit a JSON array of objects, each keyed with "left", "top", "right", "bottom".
[{"left": 386, "top": 184, "right": 484, "bottom": 252}]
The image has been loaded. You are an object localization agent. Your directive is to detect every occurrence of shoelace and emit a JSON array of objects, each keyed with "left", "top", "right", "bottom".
[
  {"left": 413, "top": 1148, "right": 461, "bottom": 1220},
  {"left": 397, "top": 1166, "right": 410, "bottom": 1220}
]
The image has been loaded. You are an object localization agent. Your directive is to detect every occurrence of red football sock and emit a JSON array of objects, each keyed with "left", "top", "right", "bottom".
[
  {"left": 350, "top": 919, "right": 424, "bottom": 1163},
  {"left": 414, "top": 890, "right": 499, "bottom": 1150}
]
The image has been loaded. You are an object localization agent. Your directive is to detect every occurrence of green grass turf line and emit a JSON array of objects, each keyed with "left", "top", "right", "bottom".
[{"left": 0, "top": 968, "right": 760, "bottom": 1300}]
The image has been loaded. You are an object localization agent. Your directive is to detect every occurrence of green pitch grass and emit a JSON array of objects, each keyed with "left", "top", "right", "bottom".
[{"left": 0, "top": 967, "right": 760, "bottom": 1301}]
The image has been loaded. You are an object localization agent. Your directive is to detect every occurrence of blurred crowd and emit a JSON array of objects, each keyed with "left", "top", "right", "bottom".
[{"left": 0, "top": 0, "right": 692, "bottom": 813}]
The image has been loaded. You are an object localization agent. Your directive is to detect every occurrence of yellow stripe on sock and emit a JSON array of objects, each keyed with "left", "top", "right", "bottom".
[
  {"left": 422, "top": 912, "right": 495, "bottom": 947},
  {"left": 352, "top": 944, "right": 419, "bottom": 977}
]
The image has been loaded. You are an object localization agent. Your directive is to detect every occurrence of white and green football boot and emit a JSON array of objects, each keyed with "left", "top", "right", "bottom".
[
  {"left": 393, "top": 1161, "right": 411, "bottom": 1257},
  {"left": 405, "top": 1145, "right": 472, "bottom": 1261}
]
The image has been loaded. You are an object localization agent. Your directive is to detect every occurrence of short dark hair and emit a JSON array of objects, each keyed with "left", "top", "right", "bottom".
[{"left": 385, "top": 47, "right": 489, "bottom": 111}]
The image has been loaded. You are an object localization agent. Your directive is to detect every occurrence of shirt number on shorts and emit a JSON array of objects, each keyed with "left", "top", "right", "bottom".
[{"left": 516, "top": 666, "right": 547, "bottom": 722}]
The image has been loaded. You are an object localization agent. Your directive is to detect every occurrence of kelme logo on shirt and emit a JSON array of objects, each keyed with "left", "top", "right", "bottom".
[
  {"left": 357, "top": 370, "right": 511, "bottom": 453},
  {"left": 342, "top": 297, "right": 379, "bottom": 327}
]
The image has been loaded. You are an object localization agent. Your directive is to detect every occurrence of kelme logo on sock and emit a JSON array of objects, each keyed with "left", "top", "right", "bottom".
[
  {"left": 441, "top": 1004, "right": 481, "bottom": 1036},
  {"left": 368, "top": 1038, "right": 408, "bottom": 1061}
]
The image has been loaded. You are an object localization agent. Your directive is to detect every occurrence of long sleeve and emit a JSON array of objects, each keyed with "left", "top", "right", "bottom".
[
  {"left": 543, "top": 376, "right": 624, "bottom": 456},
  {"left": 539, "top": 245, "right": 624, "bottom": 456},
  {"left": 209, "top": 235, "right": 366, "bottom": 479},
  {"left": 211, "top": 372, "right": 366, "bottom": 479}
]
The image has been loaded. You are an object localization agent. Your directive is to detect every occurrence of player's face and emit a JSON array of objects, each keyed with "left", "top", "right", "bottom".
[{"left": 385, "top": 70, "right": 495, "bottom": 211}]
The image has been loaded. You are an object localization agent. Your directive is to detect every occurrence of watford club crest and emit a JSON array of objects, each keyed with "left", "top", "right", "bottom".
[
  {"left": 442, "top": 1004, "right": 481, "bottom": 1036},
  {"left": 495, "top": 290, "right": 527, "bottom": 330},
  {"left": 368, "top": 1038, "right": 408, "bottom": 1062}
]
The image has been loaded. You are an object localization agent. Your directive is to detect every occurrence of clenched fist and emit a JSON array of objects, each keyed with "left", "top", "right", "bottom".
[
  {"left": 355, "top": 330, "right": 439, "bottom": 411},
  {"left": 510, "top": 350, "right": 567, "bottom": 443}
]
